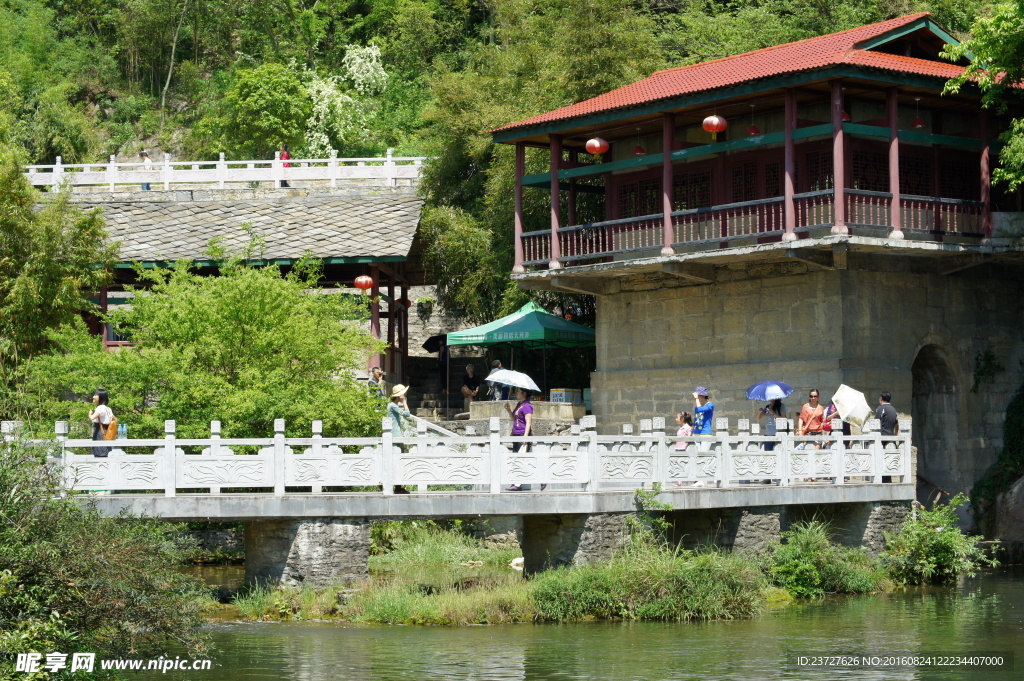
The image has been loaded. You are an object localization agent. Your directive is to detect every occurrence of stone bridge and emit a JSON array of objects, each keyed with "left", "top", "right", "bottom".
[{"left": 46, "top": 415, "right": 916, "bottom": 586}]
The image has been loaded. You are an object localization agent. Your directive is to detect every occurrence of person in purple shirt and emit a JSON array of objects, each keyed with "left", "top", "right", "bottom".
[{"left": 506, "top": 387, "right": 542, "bottom": 491}]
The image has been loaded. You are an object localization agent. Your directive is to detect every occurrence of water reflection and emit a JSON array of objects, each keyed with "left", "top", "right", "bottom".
[{"left": 144, "top": 566, "right": 1022, "bottom": 681}]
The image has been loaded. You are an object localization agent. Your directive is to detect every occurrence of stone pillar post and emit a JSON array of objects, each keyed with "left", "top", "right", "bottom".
[
  {"left": 245, "top": 518, "right": 370, "bottom": 588},
  {"left": 520, "top": 513, "right": 633, "bottom": 574}
]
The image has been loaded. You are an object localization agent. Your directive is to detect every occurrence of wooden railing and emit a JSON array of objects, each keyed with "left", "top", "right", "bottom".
[
  {"left": 16, "top": 415, "right": 913, "bottom": 496},
  {"left": 900, "top": 194, "right": 984, "bottom": 237},
  {"left": 23, "top": 150, "right": 426, "bottom": 191}
]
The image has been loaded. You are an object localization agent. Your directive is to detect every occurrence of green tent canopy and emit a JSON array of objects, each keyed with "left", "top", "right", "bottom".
[{"left": 446, "top": 302, "right": 595, "bottom": 349}]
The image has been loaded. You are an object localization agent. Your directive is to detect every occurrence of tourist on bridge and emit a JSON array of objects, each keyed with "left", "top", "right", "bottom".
[
  {"left": 506, "top": 387, "right": 541, "bottom": 491},
  {"left": 876, "top": 392, "right": 899, "bottom": 437},
  {"left": 757, "top": 399, "right": 786, "bottom": 452},
  {"left": 279, "top": 143, "right": 291, "bottom": 188},
  {"left": 387, "top": 384, "right": 413, "bottom": 437},
  {"left": 88, "top": 388, "right": 115, "bottom": 457},
  {"left": 139, "top": 150, "right": 152, "bottom": 191},
  {"left": 798, "top": 389, "right": 825, "bottom": 440},
  {"left": 692, "top": 387, "right": 714, "bottom": 451}
]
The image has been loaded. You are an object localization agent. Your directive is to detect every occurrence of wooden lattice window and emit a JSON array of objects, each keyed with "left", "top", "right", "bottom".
[
  {"left": 806, "top": 151, "right": 834, "bottom": 191},
  {"left": 765, "top": 162, "right": 780, "bottom": 197},
  {"left": 853, "top": 149, "right": 889, "bottom": 192},
  {"left": 731, "top": 162, "right": 756, "bottom": 202},
  {"left": 940, "top": 154, "right": 979, "bottom": 200},
  {"left": 899, "top": 155, "right": 932, "bottom": 197},
  {"left": 617, "top": 178, "right": 662, "bottom": 218},
  {"left": 673, "top": 170, "right": 712, "bottom": 210}
]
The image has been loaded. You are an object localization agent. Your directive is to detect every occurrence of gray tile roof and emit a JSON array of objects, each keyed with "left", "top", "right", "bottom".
[{"left": 93, "top": 194, "right": 423, "bottom": 262}]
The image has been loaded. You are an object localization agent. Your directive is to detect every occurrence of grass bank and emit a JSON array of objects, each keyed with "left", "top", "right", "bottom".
[{"left": 225, "top": 497, "right": 994, "bottom": 625}]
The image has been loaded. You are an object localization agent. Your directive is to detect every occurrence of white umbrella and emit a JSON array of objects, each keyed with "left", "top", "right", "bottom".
[
  {"left": 831, "top": 384, "right": 872, "bottom": 427},
  {"left": 485, "top": 369, "right": 540, "bottom": 393}
]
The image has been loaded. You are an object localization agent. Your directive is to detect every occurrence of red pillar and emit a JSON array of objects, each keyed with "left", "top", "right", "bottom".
[
  {"left": 548, "top": 134, "right": 563, "bottom": 269},
  {"left": 568, "top": 149, "right": 577, "bottom": 228},
  {"left": 369, "top": 265, "right": 382, "bottom": 373},
  {"left": 887, "top": 88, "right": 904, "bottom": 239},
  {"left": 514, "top": 142, "right": 526, "bottom": 273},
  {"left": 831, "top": 81, "right": 848, "bottom": 235},
  {"left": 661, "top": 112, "right": 675, "bottom": 255},
  {"left": 980, "top": 111, "right": 992, "bottom": 241},
  {"left": 387, "top": 273, "right": 395, "bottom": 376},
  {"left": 783, "top": 90, "right": 797, "bottom": 242},
  {"left": 400, "top": 282, "right": 409, "bottom": 384}
]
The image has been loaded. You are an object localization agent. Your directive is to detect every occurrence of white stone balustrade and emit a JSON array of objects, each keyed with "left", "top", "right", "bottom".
[
  {"left": 22, "top": 150, "right": 426, "bottom": 191},
  {"left": 43, "top": 415, "right": 913, "bottom": 496}
]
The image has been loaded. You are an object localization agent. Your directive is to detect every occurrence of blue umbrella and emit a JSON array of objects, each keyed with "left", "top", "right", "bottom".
[{"left": 745, "top": 380, "right": 794, "bottom": 401}]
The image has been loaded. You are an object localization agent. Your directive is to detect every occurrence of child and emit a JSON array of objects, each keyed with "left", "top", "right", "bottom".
[{"left": 673, "top": 411, "right": 693, "bottom": 487}]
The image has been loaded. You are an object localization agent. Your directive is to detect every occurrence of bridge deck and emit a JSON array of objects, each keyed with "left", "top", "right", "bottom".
[{"left": 86, "top": 483, "right": 915, "bottom": 520}]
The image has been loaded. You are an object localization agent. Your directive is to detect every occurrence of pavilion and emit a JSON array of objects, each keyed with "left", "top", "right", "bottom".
[{"left": 492, "top": 13, "right": 1024, "bottom": 512}]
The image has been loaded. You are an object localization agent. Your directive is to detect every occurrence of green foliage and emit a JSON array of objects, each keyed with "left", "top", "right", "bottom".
[
  {"left": 18, "top": 252, "right": 386, "bottom": 438},
  {"left": 531, "top": 546, "right": 767, "bottom": 621},
  {"left": 370, "top": 520, "right": 520, "bottom": 567},
  {"left": 225, "top": 63, "right": 311, "bottom": 157},
  {"left": 0, "top": 150, "right": 118, "bottom": 418},
  {"left": 0, "top": 438, "right": 208, "bottom": 674},
  {"left": 943, "top": 1, "right": 1024, "bottom": 190},
  {"left": 767, "top": 520, "right": 887, "bottom": 597},
  {"left": 970, "top": 347, "right": 1005, "bottom": 393},
  {"left": 882, "top": 494, "right": 997, "bottom": 585},
  {"left": 972, "top": 372, "right": 1024, "bottom": 523}
]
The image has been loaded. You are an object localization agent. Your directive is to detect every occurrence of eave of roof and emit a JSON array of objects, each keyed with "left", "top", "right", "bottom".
[{"left": 493, "top": 12, "right": 969, "bottom": 142}]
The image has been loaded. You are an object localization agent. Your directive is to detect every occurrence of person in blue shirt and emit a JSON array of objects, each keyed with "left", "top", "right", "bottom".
[{"left": 692, "top": 386, "right": 715, "bottom": 450}]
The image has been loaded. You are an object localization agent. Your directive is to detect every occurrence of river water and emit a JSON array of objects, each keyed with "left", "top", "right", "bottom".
[{"left": 145, "top": 566, "right": 1022, "bottom": 681}]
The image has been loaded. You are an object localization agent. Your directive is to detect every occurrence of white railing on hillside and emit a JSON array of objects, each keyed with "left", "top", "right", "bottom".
[
  {"left": 23, "top": 415, "right": 914, "bottom": 496},
  {"left": 22, "top": 150, "right": 426, "bottom": 191}
]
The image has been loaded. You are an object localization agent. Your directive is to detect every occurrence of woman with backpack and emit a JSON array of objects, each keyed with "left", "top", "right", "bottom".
[{"left": 89, "top": 388, "right": 116, "bottom": 457}]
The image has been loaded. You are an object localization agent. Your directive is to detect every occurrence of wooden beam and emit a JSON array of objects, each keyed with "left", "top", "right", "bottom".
[
  {"left": 550, "top": 276, "right": 619, "bottom": 296},
  {"left": 662, "top": 262, "right": 716, "bottom": 283}
]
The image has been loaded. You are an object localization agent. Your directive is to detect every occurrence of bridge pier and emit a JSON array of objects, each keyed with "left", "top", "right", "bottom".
[
  {"left": 520, "top": 513, "right": 634, "bottom": 574},
  {"left": 669, "top": 501, "right": 911, "bottom": 554},
  {"left": 244, "top": 518, "right": 370, "bottom": 588}
]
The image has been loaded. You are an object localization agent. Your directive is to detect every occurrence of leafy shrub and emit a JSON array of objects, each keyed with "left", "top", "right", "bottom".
[
  {"left": 768, "top": 520, "right": 886, "bottom": 597},
  {"left": 532, "top": 546, "right": 766, "bottom": 622},
  {"left": 882, "top": 494, "right": 997, "bottom": 585}
]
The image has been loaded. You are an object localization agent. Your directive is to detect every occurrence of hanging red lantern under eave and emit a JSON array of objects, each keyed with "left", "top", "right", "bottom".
[
  {"left": 703, "top": 115, "right": 727, "bottom": 140},
  {"left": 746, "top": 124, "right": 760, "bottom": 136},
  {"left": 585, "top": 137, "right": 609, "bottom": 155},
  {"left": 912, "top": 117, "right": 925, "bottom": 129},
  {"left": 354, "top": 275, "right": 374, "bottom": 294}
]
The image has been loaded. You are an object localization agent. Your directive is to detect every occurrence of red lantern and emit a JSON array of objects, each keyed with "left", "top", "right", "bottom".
[
  {"left": 354, "top": 275, "right": 374, "bottom": 294},
  {"left": 841, "top": 110, "right": 851, "bottom": 122},
  {"left": 585, "top": 137, "right": 609, "bottom": 155},
  {"left": 746, "top": 124, "right": 760, "bottom": 136},
  {"left": 703, "top": 115, "right": 727, "bottom": 140},
  {"left": 912, "top": 117, "right": 925, "bottom": 129},
  {"left": 565, "top": 313, "right": 573, "bottom": 321}
]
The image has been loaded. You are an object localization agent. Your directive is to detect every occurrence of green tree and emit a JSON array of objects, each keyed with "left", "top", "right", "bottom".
[
  {"left": 20, "top": 254, "right": 386, "bottom": 439},
  {"left": 0, "top": 148, "right": 117, "bottom": 419},
  {"left": 420, "top": 0, "right": 663, "bottom": 323},
  {"left": 225, "top": 63, "right": 311, "bottom": 157},
  {"left": 0, "top": 439, "right": 208, "bottom": 678},
  {"left": 943, "top": 0, "right": 1024, "bottom": 190}
]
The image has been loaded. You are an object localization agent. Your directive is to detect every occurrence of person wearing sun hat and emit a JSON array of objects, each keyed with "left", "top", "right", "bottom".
[
  {"left": 692, "top": 386, "right": 715, "bottom": 451},
  {"left": 387, "top": 384, "right": 413, "bottom": 437}
]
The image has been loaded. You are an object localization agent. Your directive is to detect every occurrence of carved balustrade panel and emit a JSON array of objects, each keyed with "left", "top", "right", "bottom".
[{"left": 178, "top": 448, "right": 275, "bottom": 487}]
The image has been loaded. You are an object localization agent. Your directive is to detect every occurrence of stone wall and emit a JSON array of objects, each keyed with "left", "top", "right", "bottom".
[
  {"left": 520, "top": 513, "right": 632, "bottom": 574},
  {"left": 590, "top": 257, "right": 1024, "bottom": 516},
  {"left": 245, "top": 518, "right": 370, "bottom": 588}
]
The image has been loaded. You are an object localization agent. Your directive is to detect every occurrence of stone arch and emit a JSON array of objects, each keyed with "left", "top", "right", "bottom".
[{"left": 911, "top": 343, "right": 962, "bottom": 508}]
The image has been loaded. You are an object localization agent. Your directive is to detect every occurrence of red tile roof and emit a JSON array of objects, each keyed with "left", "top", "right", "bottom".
[{"left": 497, "top": 13, "right": 962, "bottom": 134}]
